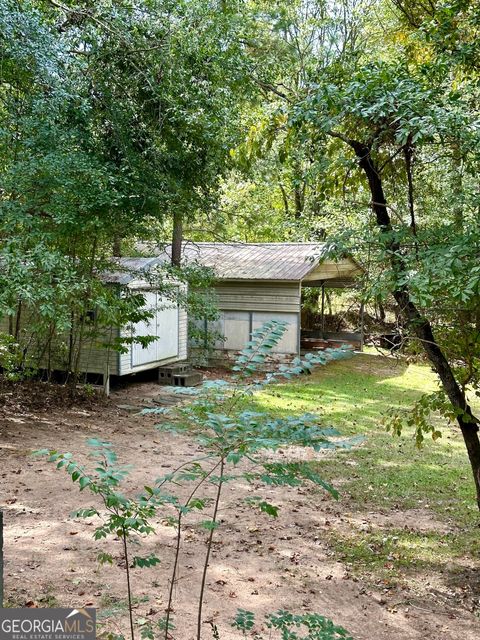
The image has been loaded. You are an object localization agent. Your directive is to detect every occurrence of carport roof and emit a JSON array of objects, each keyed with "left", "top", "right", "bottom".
[{"left": 139, "top": 241, "right": 361, "bottom": 283}]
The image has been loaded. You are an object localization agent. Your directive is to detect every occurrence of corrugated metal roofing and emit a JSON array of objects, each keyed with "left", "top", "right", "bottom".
[
  {"left": 101, "top": 257, "right": 164, "bottom": 284},
  {"left": 145, "top": 242, "right": 332, "bottom": 282}
]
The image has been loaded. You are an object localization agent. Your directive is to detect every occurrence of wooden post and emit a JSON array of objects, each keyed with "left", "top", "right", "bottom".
[
  {"left": 0, "top": 510, "right": 4, "bottom": 608},
  {"left": 359, "top": 301, "right": 365, "bottom": 351},
  {"left": 321, "top": 283, "right": 326, "bottom": 338}
]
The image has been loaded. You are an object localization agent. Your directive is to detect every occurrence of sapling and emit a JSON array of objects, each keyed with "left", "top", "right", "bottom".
[
  {"left": 37, "top": 321, "right": 358, "bottom": 640},
  {"left": 233, "top": 609, "right": 354, "bottom": 640},
  {"left": 147, "top": 321, "right": 359, "bottom": 639},
  {"left": 36, "top": 439, "right": 161, "bottom": 640}
]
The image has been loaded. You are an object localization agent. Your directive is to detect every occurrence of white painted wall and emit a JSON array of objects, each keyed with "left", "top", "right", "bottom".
[
  {"left": 130, "top": 292, "right": 179, "bottom": 367},
  {"left": 208, "top": 310, "right": 299, "bottom": 355},
  {"left": 252, "top": 311, "right": 299, "bottom": 354}
]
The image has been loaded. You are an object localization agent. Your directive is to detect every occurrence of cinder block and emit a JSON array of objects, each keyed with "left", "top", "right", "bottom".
[
  {"left": 173, "top": 372, "right": 203, "bottom": 387},
  {"left": 158, "top": 362, "right": 190, "bottom": 384}
]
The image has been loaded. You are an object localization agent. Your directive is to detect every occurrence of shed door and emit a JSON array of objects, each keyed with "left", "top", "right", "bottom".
[
  {"left": 223, "top": 311, "right": 250, "bottom": 351},
  {"left": 131, "top": 292, "right": 179, "bottom": 368},
  {"left": 252, "top": 312, "right": 299, "bottom": 354},
  {"left": 156, "top": 294, "right": 179, "bottom": 361}
]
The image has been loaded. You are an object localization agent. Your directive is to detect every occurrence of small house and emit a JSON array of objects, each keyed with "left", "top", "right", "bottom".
[{"left": 145, "top": 242, "right": 363, "bottom": 359}]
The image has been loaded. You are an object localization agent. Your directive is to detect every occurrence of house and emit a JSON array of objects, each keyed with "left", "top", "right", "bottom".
[
  {"left": 144, "top": 242, "right": 363, "bottom": 359},
  {"left": 0, "top": 257, "right": 188, "bottom": 391}
]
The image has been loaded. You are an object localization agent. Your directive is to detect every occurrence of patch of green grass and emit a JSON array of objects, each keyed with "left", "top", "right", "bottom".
[
  {"left": 330, "top": 527, "right": 480, "bottom": 582},
  {"left": 38, "top": 587, "right": 59, "bottom": 608},
  {"left": 258, "top": 354, "right": 437, "bottom": 435},
  {"left": 251, "top": 352, "right": 480, "bottom": 581},
  {"left": 97, "top": 594, "right": 149, "bottom": 621}
]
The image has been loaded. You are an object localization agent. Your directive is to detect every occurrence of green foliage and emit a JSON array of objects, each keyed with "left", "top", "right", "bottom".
[
  {"left": 132, "top": 555, "right": 161, "bottom": 569},
  {"left": 232, "top": 609, "right": 255, "bottom": 635},
  {"left": 220, "top": 0, "right": 480, "bottom": 503},
  {"left": 97, "top": 552, "right": 114, "bottom": 566},
  {"left": 233, "top": 609, "right": 353, "bottom": 640},
  {"left": 36, "top": 321, "right": 356, "bottom": 639},
  {"left": 0, "top": 0, "right": 255, "bottom": 382},
  {"left": 384, "top": 389, "right": 470, "bottom": 447},
  {"left": 160, "top": 323, "right": 357, "bottom": 507},
  {"left": 35, "top": 438, "right": 159, "bottom": 639},
  {"left": 0, "top": 332, "right": 28, "bottom": 381},
  {"left": 37, "top": 439, "right": 156, "bottom": 540},
  {"left": 150, "top": 321, "right": 357, "bottom": 636},
  {"left": 139, "top": 616, "right": 175, "bottom": 640}
]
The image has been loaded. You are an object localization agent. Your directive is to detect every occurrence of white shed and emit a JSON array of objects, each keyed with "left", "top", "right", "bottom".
[
  {"left": 104, "top": 258, "right": 188, "bottom": 378},
  {"left": 0, "top": 257, "right": 188, "bottom": 388}
]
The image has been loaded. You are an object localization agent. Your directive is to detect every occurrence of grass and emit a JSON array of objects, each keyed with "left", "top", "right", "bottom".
[
  {"left": 97, "top": 594, "right": 150, "bottom": 621},
  {"left": 252, "top": 351, "right": 480, "bottom": 586}
]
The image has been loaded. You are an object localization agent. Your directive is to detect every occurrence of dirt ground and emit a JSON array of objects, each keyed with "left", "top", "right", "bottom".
[{"left": 0, "top": 378, "right": 479, "bottom": 640}]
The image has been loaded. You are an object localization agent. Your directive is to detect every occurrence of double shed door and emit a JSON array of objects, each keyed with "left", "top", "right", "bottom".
[{"left": 131, "top": 291, "right": 179, "bottom": 367}]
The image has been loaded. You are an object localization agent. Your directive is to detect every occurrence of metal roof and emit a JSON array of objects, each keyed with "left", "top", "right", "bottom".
[
  {"left": 101, "top": 257, "right": 164, "bottom": 285},
  {"left": 140, "top": 242, "right": 361, "bottom": 283}
]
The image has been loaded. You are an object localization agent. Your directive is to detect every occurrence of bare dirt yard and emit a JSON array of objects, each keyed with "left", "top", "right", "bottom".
[{"left": 0, "top": 371, "right": 479, "bottom": 640}]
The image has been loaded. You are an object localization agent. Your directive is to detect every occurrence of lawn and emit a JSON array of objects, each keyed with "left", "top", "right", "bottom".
[
  {"left": 1, "top": 350, "right": 479, "bottom": 639},
  {"left": 254, "top": 351, "right": 480, "bottom": 587}
]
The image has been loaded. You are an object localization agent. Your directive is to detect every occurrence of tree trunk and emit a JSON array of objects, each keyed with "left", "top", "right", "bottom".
[
  {"left": 351, "top": 140, "right": 480, "bottom": 508},
  {"left": 113, "top": 234, "right": 122, "bottom": 257},
  {"left": 279, "top": 183, "right": 290, "bottom": 217},
  {"left": 294, "top": 184, "right": 303, "bottom": 219},
  {"left": 14, "top": 301, "right": 22, "bottom": 340},
  {"left": 171, "top": 209, "right": 183, "bottom": 267},
  {"left": 376, "top": 300, "right": 386, "bottom": 323}
]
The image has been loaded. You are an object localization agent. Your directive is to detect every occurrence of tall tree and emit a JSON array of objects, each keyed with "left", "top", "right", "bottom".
[
  {"left": 0, "top": 0, "right": 256, "bottom": 375},
  {"left": 237, "top": 0, "right": 480, "bottom": 506}
]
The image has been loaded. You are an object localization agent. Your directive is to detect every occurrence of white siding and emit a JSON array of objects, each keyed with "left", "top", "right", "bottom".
[
  {"left": 119, "top": 289, "right": 187, "bottom": 375},
  {"left": 178, "top": 306, "right": 188, "bottom": 360},
  {"left": 223, "top": 311, "right": 250, "bottom": 351},
  {"left": 0, "top": 313, "right": 120, "bottom": 375},
  {"left": 302, "top": 260, "right": 360, "bottom": 282},
  {"left": 1, "top": 283, "right": 188, "bottom": 377},
  {"left": 207, "top": 281, "right": 301, "bottom": 356},
  {"left": 130, "top": 292, "right": 179, "bottom": 368},
  {"left": 209, "top": 310, "right": 299, "bottom": 355},
  {"left": 70, "top": 327, "right": 120, "bottom": 375},
  {"left": 215, "top": 281, "right": 300, "bottom": 313}
]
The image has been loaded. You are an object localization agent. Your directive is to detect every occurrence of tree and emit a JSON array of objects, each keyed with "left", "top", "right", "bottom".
[
  {"left": 234, "top": 0, "right": 480, "bottom": 506},
  {"left": 0, "top": 0, "right": 256, "bottom": 378}
]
